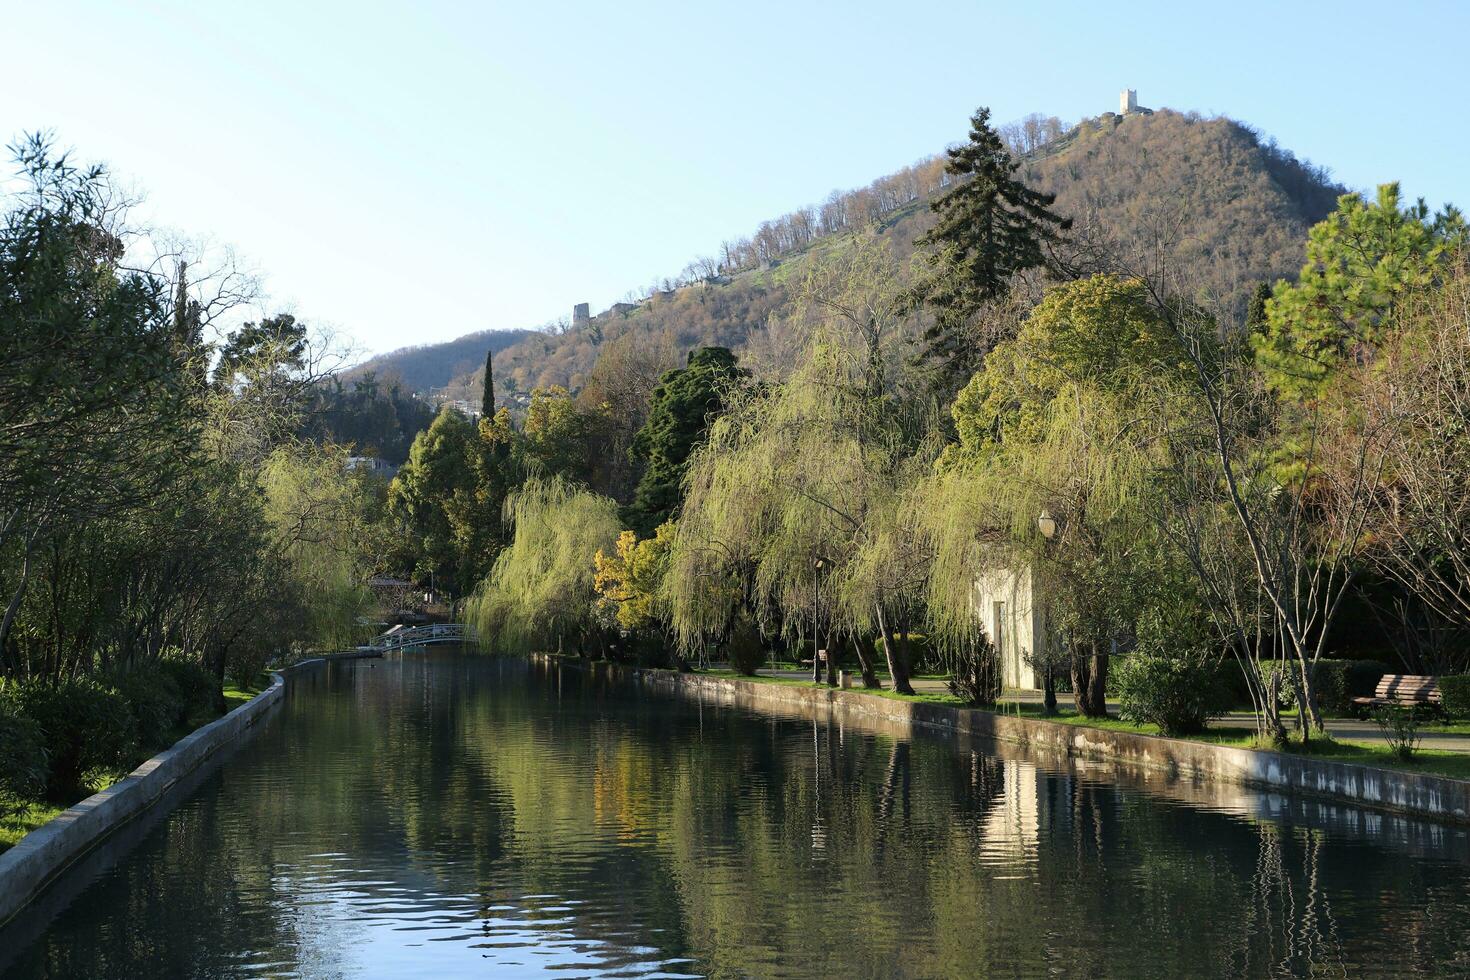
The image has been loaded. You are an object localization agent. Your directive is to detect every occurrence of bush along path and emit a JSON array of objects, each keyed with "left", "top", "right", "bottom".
[{"left": 0, "top": 661, "right": 266, "bottom": 853}]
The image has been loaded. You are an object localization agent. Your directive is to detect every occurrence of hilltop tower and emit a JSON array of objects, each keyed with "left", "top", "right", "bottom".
[
  {"left": 1120, "top": 89, "right": 1137, "bottom": 114},
  {"left": 572, "top": 302, "right": 590, "bottom": 328}
]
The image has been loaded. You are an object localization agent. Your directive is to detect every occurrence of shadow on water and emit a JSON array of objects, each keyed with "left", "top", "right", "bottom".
[{"left": 3, "top": 651, "right": 1470, "bottom": 978}]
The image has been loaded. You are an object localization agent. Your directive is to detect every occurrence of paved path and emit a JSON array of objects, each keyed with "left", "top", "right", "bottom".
[{"left": 764, "top": 669, "right": 1470, "bottom": 753}]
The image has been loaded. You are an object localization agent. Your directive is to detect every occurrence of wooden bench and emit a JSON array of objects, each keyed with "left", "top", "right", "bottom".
[{"left": 1352, "top": 674, "right": 1442, "bottom": 712}]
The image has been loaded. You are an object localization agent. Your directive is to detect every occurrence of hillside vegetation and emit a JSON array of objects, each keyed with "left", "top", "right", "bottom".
[{"left": 369, "top": 109, "right": 1344, "bottom": 401}]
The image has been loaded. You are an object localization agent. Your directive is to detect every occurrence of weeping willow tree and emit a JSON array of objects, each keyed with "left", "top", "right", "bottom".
[
  {"left": 465, "top": 477, "right": 619, "bottom": 656},
  {"left": 668, "top": 236, "right": 934, "bottom": 692},
  {"left": 917, "top": 275, "right": 1193, "bottom": 717},
  {"left": 261, "top": 442, "right": 377, "bottom": 653}
]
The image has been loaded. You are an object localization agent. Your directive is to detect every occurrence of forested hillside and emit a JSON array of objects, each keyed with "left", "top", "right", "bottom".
[
  {"left": 369, "top": 108, "right": 1343, "bottom": 402},
  {"left": 348, "top": 326, "right": 535, "bottom": 394}
]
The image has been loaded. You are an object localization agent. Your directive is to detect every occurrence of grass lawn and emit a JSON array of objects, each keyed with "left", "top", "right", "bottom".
[
  {"left": 0, "top": 674, "right": 270, "bottom": 855},
  {"left": 0, "top": 801, "right": 67, "bottom": 852},
  {"left": 703, "top": 667, "right": 1470, "bottom": 782}
]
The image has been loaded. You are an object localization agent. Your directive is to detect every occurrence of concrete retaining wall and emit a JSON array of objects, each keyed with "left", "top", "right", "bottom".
[
  {"left": 539, "top": 656, "right": 1470, "bottom": 826},
  {"left": 0, "top": 652, "right": 376, "bottom": 928}
]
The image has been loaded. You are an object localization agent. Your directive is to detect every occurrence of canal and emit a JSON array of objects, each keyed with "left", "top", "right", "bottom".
[{"left": 3, "top": 652, "right": 1470, "bottom": 977}]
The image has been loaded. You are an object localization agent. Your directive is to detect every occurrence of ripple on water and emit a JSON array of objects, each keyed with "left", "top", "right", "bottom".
[{"left": 4, "top": 653, "right": 1470, "bottom": 978}]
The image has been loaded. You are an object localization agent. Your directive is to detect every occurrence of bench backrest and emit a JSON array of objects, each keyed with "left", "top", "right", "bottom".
[{"left": 1374, "top": 674, "right": 1441, "bottom": 702}]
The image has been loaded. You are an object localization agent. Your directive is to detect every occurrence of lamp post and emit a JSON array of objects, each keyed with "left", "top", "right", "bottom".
[
  {"left": 1036, "top": 508, "right": 1058, "bottom": 715},
  {"left": 813, "top": 558, "right": 825, "bottom": 684}
]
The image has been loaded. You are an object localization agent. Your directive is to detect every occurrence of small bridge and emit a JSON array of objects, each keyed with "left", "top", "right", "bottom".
[{"left": 366, "top": 623, "right": 476, "bottom": 652}]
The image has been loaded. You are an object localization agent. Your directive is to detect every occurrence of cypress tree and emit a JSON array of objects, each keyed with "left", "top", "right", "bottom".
[
  {"left": 913, "top": 106, "right": 1071, "bottom": 392},
  {"left": 481, "top": 348, "right": 496, "bottom": 419}
]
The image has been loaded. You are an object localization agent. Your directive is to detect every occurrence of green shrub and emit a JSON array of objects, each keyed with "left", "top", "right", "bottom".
[
  {"left": 1262, "top": 659, "right": 1394, "bottom": 715},
  {"left": 1114, "top": 605, "right": 1227, "bottom": 735},
  {"left": 947, "top": 634, "right": 1003, "bottom": 706},
  {"left": 724, "top": 616, "right": 766, "bottom": 677},
  {"left": 1375, "top": 704, "right": 1422, "bottom": 760},
  {"left": 158, "top": 656, "right": 221, "bottom": 726},
  {"left": 0, "top": 700, "right": 46, "bottom": 816},
  {"left": 1440, "top": 675, "right": 1470, "bottom": 718},
  {"left": 1114, "top": 654, "right": 1227, "bottom": 735},
  {"left": 1, "top": 678, "right": 137, "bottom": 799},
  {"left": 107, "top": 662, "right": 183, "bottom": 749}
]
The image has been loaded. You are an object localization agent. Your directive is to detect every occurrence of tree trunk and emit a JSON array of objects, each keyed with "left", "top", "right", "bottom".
[
  {"left": 1042, "top": 666, "right": 1058, "bottom": 716},
  {"left": 1071, "top": 640, "right": 1108, "bottom": 717},
  {"left": 852, "top": 635, "right": 881, "bottom": 689},
  {"left": 876, "top": 604, "right": 914, "bottom": 695}
]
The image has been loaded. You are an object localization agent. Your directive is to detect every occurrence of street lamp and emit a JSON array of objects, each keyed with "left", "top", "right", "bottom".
[{"left": 813, "top": 558, "right": 825, "bottom": 684}]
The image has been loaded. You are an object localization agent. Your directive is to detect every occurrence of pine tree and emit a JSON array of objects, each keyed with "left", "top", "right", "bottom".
[{"left": 913, "top": 106, "right": 1071, "bottom": 392}]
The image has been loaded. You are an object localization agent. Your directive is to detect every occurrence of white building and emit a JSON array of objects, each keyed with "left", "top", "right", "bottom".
[{"left": 973, "top": 565, "right": 1047, "bottom": 691}]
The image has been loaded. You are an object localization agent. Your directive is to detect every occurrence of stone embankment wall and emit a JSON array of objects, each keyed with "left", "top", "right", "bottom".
[{"left": 535, "top": 656, "right": 1470, "bottom": 826}]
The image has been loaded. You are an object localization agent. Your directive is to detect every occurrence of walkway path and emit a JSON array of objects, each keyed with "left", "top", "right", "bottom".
[{"left": 763, "top": 669, "right": 1470, "bottom": 754}]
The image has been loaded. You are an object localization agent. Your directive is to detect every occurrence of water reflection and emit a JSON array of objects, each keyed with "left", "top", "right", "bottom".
[{"left": 2, "top": 653, "right": 1469, "bottom": 978}]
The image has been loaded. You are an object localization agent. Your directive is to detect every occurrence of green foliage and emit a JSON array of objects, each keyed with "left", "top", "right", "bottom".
[
  {"left": 1113, "top": 608, "right": 1227, "bottom": 736},
  {"left": 946, "top": 275, "right": 1187, "bottom": 463},
  {"left": 299, "top": 371, "right": 436, "bottom": 465},
  {"left": 466, "top": 477, "right": 621, "bottom": 656},
  {"left": 0, "top": 702, "right": 46, "bottom": 817},
  {"left": 1256, "top": 183, "right": 1466, "bottom": 399},
  {"left": 724, "top": 614, "right": 766, "bottom": 676},
  {"left": 911, "top": 105, "right": 1071, "bottom": 389},
  {"left": 624, "top": 347, "right": 744, "bottom": 536},
  {"left": 158, "top": 657, "right": 222, "bottom": 726},
  {"left": 1, "top": 678, "right": 136, "bottom": 799},
  {"left": 521, "top": 385, "right": 611, "bottom": 487},
  {"left": 389, "top": 407, "right": 501, "bottom": 592},
  {"left": 1259, "top": 660, "right": 1393, "bottom": 715},
  {"left": 262, "top": 443, "right": 376, "bottom": 652},
  {"left": 1439, "top": 675, "right": 1470, "bottom": 719},
  {"left": 946, "top": 634, "right": 1003, "bottom": 706},
  {"left": 1374, "top": 704, "right": 1421, "bottom": 761},
  {"left": 106, "top": 662, "right": 183, "bottom": 749}
]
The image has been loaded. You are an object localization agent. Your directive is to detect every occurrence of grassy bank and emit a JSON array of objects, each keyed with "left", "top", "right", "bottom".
[
  {"left": 704, "top": 668, "right": 1470, "bottom": 781},
  {"left": 0, "top": 676, "right": 269, "bottom": 854}
]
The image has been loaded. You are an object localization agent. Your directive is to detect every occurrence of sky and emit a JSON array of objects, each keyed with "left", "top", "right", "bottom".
[{"left": 5, "top": 0, "right": 1467, "bottom": 358}]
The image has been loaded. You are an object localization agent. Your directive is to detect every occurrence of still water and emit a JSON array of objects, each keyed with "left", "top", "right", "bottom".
[{"left": 4, "top": 652, "right": 1470, "bottom": 978}]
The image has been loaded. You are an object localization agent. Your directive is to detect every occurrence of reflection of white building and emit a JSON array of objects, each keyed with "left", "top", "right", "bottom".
[
  {"left": 973, "top": 566, "right": 1046, "bottom": 691},
  {"left": 982, "top": 759, "right": 1041, "bottom": 858}
]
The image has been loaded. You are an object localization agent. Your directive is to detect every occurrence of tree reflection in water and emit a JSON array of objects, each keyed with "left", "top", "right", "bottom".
[{"left": 2, "top": 653, "right": 1469, "bottom": 979}]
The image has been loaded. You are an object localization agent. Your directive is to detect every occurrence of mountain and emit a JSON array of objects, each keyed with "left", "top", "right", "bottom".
[
  {"left": 362, "top": 107, "right": 1345, "bottom": 403},
  {"left": 347, "top": 327, "right": 536, "bottom": 394}
]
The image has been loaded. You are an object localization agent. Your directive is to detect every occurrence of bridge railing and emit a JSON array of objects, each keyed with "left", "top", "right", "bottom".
[{"left": 366, "top": 623, "right": 477, "bottom": 651}]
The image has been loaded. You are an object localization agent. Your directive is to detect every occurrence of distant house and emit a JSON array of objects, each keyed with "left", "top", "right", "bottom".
[
  {"left": 346, "top": 456, "right": 399, "bottom": 479},
  {"left": 973, "top": 565, "right": 1046, "bottom": 690}
]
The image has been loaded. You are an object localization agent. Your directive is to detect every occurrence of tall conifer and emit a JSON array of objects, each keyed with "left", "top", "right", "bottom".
[{"left": 914, "top": 106, "right": 1071, "bottom": 391}]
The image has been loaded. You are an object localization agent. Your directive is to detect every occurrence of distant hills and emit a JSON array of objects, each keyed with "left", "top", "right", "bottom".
[
  {"left": 356, "top": 107, "right": 1345, "bottom": 405},
  {"left": 347, "top": 327, "right": 536, "bottom": 394}
]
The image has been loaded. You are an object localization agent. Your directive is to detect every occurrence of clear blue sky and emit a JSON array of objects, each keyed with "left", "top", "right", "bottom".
[{"left": 6, "top": 0, "right": 1466, "bottom": 357}]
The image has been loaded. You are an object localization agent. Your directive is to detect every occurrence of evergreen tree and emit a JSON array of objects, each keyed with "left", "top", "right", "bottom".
[
  {"left": 1255, "top": 183, "right": 1466, "bottom": 400},
  {"left": 913, "top": 106, "right": 1071, "bottom": 392},
  {"left": 624, "top": 347, "right": 744, "bottom": 536},
  {"left": 481, "top": 347, "right": 496, "bottom": 419}
]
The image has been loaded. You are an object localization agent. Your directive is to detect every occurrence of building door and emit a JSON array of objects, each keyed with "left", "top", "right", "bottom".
[{"left": 993, "top": 601, "right": 1007, "bottom": 687}]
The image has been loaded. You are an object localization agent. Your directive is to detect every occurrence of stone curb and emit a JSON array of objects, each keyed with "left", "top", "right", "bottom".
[
  {"left": 539, "top": 655, "right": 1470, "bottom": 826},
  {"left": 0, "top": 651, "right": 377, "bottom": 928}
]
